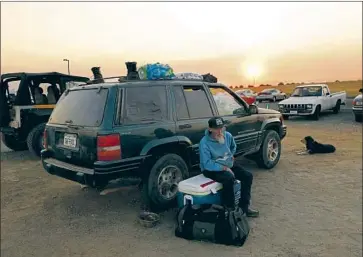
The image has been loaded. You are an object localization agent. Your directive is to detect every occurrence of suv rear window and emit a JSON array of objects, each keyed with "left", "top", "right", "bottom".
[{"left": 48, "top": 88, "right": 108, "bottom": 127}]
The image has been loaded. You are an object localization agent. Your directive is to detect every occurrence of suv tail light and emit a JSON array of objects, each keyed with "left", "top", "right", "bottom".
[
  {"left": 97, "top": 134, "right": 121, "bottom": 161},
  {"left": 43, "top": 129, "right": 48, "bottom": 149}
]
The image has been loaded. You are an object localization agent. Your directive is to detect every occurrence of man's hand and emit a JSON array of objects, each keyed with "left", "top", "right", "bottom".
[{"left": 223, "top": 166, "right": 235, "bottom": 176}]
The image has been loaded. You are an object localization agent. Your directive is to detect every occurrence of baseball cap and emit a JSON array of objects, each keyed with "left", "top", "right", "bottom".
[{"left": 208, "top": 117, "right": 225, "bottom": 129}]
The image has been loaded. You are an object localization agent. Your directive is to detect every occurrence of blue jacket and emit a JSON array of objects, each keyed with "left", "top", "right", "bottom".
[{"left": 199, "top": 129, "right": 237, "bottom": 172}]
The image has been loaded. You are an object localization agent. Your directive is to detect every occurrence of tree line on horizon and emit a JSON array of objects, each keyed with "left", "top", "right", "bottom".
[
  {"left": 228, "top": 79, "right": 361, "bottom": 89},
  {"left": 229, "top": 82, "right": 306, "bottom": 89}
]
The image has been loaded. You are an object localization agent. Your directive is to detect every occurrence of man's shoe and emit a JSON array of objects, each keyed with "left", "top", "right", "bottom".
[{"left": 246, "top": 208, "right": 259, "bottom": 218}]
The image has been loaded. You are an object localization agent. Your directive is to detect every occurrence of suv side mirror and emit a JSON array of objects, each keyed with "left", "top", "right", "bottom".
[
  {"left": 359, "top": 88, "right": 363, "bottom": 93},
  {"left": 249, "top": 104, "right": 258, "bottom": 115},
  {"left": 233, "top": 107, "right": 246, "bottom": 116},
  {"left": 326, "top": 92, "right": 330, "bottom": 96}
]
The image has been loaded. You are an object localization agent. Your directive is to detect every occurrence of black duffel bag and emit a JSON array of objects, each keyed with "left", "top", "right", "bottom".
[{"left": 175, "top": 204, "right": 250, "bottom": 246}]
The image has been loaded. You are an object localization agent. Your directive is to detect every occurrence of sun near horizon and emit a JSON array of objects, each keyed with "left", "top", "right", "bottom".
[{"left": 1, "top": 2, "right": 362, "bottom": 85}]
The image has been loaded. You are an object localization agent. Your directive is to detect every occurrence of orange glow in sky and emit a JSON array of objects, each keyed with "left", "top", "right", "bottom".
[{"left": 1, "top": 1, "right": 362, "bottom": 85}]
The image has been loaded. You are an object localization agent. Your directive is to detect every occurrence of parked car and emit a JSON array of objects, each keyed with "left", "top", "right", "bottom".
[
  {"left": 40, "top": 74, "right": 287, "bottom": 209},
  {"left": 235, "top": 89, "right": 256, "bottom": 105},
  {"left": 256, "top": 88, "right": 287, "bottom": 102},
  {"left": 0, "top": 72, "right": 89, "bottom": 156},
  {"left": 236, "top": 89, "right": 257, "bottom": 97},
  {"left": 278, "top": 84, "right": 346, "bottom": 120},
  {"left": 352, "top": 88, "right": 363, "bottom": 122}
]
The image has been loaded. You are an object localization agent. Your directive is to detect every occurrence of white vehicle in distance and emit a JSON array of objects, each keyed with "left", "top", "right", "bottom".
[
  {"left": 237, "top": 88, "right": 257, "bottom": 97},
  {"left": 352, "top": 88, "right": 363, "bottom": 122},
  {"left": 256, "top": 88, "right": 287, "bottom": 102},
  {"left": 278, "top": 84, "right": 346, "bottom": 120}
]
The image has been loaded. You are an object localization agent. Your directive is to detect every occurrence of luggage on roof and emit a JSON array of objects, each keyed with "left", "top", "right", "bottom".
[
  {"left": 174, "top": 72, "right": 203, "bottom": 80},
  {"left": 202, "top": 73, "right": 218, "bottom": 83},
  {"left": 138, "top": 63, "right": 175, "bottom": 80}
]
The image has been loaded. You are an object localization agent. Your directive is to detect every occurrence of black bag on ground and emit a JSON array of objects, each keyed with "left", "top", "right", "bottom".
[{"left": 175, "top": 204, "right": 250, "bottom": 246}]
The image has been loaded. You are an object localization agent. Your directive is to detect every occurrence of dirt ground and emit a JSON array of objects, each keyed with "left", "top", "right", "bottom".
[{"left": 1, "top": 111, "right": 362, "bottom": 257}]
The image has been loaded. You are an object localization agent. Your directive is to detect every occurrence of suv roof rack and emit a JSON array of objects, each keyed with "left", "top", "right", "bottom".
[
  {"left": 85, "top": 77, "right": 219, "bottom": 85},
  {"left": 85, "top": 62, "right": 218, "bottom": 85}
]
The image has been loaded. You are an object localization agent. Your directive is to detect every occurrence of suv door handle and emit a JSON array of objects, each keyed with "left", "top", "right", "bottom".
[{"left": 179, "top": 124, "right": 192, "bottom": 129}]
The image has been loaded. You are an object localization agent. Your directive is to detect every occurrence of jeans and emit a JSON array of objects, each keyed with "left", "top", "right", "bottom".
[{"left": 203, "top": 164, "right": 253, "bottom": 212}]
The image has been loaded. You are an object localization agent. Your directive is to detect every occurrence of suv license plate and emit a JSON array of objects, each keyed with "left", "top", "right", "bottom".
[
  {"left": 63, "top": 134, "right": 77, "bottom": 148},
  {"left": 290, "top": 110, "right": 298, "bottom": 114}
]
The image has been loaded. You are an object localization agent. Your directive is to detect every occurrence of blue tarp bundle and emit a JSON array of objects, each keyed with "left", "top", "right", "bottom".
[{"left": 138, "top": 63, "right": 175, "bottom": 80}]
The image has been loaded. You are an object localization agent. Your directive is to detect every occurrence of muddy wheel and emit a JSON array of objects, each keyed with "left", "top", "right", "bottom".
[
  {"left": 1, "top": 134, "right": 28, "bottom": 151},
  {"left": 146, "top": 154, "right": 189, "bottom": 210},
  {"left": 27, "top": 123, "right": 46, "bottom": 157}
]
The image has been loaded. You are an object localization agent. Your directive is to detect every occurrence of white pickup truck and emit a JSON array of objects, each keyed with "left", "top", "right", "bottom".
[{"left": 278, "top": 84, "right": 346, "bottom": 120}]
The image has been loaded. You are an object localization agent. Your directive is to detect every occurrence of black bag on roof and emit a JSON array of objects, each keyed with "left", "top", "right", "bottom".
[
  {"left": 202, "top": 73, "right": 218, "bottom": 83},
  {"left": 175, "top": 203, "right": 250, "bottom": 246}
]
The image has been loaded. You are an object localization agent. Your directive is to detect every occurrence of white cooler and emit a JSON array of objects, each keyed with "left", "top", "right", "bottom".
[
  {"left": 177, "top": 174, "right": 222, "bottom": 207},
  {"left": 176, "top": 174, "right": 241, "bottom": 208}
]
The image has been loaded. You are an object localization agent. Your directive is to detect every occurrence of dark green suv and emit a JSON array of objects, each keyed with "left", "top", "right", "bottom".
[{"left": 41, "top": 79, "right": 287, "bottom": 208}]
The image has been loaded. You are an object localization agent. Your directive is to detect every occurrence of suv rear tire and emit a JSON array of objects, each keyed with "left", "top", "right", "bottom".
[
  {"left": 147, "top": 154, "right": 189, "bottom": 209},
  {"left": 1, "top": 134, "right": 28, "bottom": 151},
  {"left": 27, "top": 123, "right": 46, "bottom": 157},
  {"left": 255, "top": 130, "right": 281, "bottom": 169}
]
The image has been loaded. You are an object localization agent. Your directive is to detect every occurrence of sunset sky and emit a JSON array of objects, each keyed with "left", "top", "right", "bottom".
[{"left": 1, "top": 1, "right": 362, "bottom": 85}]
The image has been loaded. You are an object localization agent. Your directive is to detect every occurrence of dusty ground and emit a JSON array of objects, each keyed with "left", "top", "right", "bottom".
[{"left": 1, "top": 110, "right": 362, "bottom": 257}]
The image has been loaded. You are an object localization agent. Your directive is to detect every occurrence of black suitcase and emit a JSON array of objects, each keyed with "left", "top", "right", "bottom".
[{"left": 175, "top": 204, "right": 250, "bottom": 246}]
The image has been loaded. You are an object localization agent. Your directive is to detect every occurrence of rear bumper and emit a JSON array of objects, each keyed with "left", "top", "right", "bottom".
[
  {"left": 42, "top": 157, "right": 91, "bottom": 185},
  {"left": 352, "top": 106, "right": 363, "bottom": 115},
  {"left": 41, "top": 149, "right": 150, "bottom": 187}
]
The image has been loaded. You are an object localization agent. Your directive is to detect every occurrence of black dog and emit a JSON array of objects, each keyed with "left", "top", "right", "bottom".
[{"left": 301, "top": 136, "right": 336, "bottom": 154}]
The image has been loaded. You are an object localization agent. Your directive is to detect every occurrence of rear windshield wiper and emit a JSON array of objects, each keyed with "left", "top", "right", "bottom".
[
  {"left": 139, "top": 118, "right": 158, "bottom": 124},
  {"left": 67, "top": 124, "right": 84, "bottom": 129}
]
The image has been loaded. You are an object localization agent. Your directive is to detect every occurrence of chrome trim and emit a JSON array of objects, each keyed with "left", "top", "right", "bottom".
[{"left": 44, "top": 158, "right": 94, "bottom": 175}]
